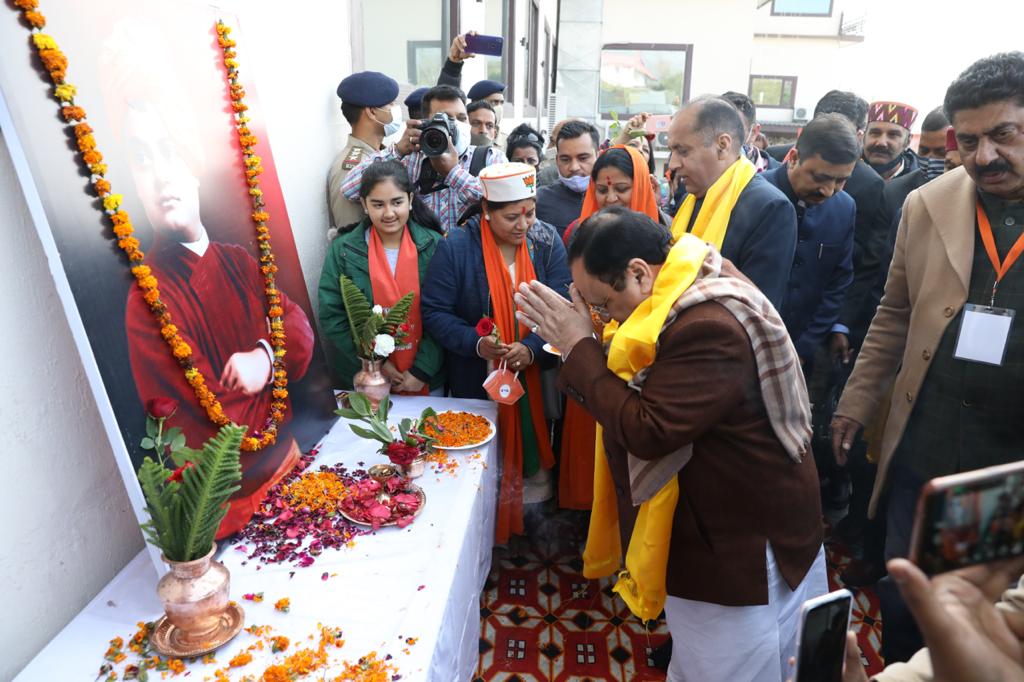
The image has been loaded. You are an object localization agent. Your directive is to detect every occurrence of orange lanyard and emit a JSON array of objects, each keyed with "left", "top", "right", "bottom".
[{"left": 977, "top": 204, "right": 1024, "bottom": 306}]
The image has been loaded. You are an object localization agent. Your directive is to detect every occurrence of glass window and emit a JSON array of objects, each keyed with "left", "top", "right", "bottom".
[
  {"left": 771, "top": 0, "right": 833, "bottom": 16},
  {"left": 525, "top": 0, "right": 539, "bottom": 108},
  {"left": 361, "top": 0, "right": 445, "bottom": 85},
  {"left": 599, "top": 44, "right": 691, "bottom": 119},
  {"left": 749, "top": 75, "right": 797, "bottom": 109},
  {"left": 483, "top": 0, "right": 507, "bottom": 83}
]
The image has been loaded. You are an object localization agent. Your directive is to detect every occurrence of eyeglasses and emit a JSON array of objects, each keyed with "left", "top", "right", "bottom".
[
  {"left": 588, "top": 297, "right": 611, "bottom": 318},
  {"left": 509, "top": 132, "right": 542, "bottom": 145}
]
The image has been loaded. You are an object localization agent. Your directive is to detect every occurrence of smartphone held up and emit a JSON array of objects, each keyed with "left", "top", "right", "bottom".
[{"left": 792, "top": 589, "right": 853, "bottom": 682}]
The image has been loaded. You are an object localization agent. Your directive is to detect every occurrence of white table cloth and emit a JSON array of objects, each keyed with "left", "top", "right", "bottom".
[{"left": 17, "top": 396, "right": 497, "bottom": 682}]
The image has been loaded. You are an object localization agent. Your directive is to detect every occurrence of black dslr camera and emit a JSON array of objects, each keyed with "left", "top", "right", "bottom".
[{"left": 419, "top": 113, "right": 459, "bottom": 157}]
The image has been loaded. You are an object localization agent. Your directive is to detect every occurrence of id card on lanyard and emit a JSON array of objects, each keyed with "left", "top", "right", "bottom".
[{"left": 953, "top": 204, "right": 1023, "bottom": 366}]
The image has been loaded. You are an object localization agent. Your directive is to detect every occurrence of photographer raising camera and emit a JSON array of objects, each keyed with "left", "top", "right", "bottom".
[{"left": 341, "top": 84, "right": 506, "bottom": 232}]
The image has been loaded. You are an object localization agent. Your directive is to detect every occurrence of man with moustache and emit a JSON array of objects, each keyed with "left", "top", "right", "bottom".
[
  {"left": 831, "top": 51, "right": 1024, "bottom": 663},
  {"left": 863, "top": 101, "right": 921, "bottom": 182}
]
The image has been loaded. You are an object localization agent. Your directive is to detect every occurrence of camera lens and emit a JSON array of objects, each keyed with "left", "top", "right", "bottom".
[{"left": 421, "top": 127, "right": 448, "bottom": 157}]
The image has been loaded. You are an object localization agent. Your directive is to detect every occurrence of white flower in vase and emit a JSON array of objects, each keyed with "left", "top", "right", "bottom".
[
  {"left": 372, "top": 304, "right": 384, "bottom": 315},
  {"left": 373, "top": 333, "right": 396, "bottom": 357}
]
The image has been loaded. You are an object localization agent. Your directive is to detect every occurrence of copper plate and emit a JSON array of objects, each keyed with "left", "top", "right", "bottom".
[
  {"left": 339, "top": 484, "right": 426, "bottom": 528},
  {"left": 151, "top": 601, "right": 245, "bottom": 658}
]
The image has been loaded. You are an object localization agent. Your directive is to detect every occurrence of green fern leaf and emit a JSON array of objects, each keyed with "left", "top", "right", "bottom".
[
  {"left": 177, "top": 424, "right": 244, "bottom": 561},
  {"left": 381, "top": 292, "right": 415, "bottom": 335},
  {"left": 340, "top": 274, "right": 373, "bottom": 354},
  {"left": 138, "top": 457, "right": 184, "bottom": 559}
]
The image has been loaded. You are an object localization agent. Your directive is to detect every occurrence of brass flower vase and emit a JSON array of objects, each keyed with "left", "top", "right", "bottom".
[
  {"left": 404, "top": 455, "right": 427, "bottom": 479},
  {"left": 353, "top": 358, "right": 391, "bottom": 409},
  {"left": 151, "top": 544, "right": 244, "bottom": 657}
]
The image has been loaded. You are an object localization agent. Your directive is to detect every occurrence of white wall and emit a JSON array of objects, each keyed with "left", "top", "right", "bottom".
[
  {"left": 2, "top": 2, "right": 352, "bottom": 676},
  {"left": 751, "top": 35, "right": 856, "bottom": 123}
]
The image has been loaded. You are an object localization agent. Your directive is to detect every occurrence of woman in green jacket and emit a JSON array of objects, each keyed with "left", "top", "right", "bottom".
[{"left": 318, "top": 161, "right": 445, "bottom": 392}]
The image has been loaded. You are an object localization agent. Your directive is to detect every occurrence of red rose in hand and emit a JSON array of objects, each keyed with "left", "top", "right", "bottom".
[
  {"left": 384, "top": 440, "right": 421, "bottom": 467},
  {"left": 166, "top": 461, "right": 195, "bottom": 483},
  {"left": 146, "top": 397, "right": 179, "bottom": 419},
  {"left": 476, "top": 317, "right": 496, "bottom": 337}
]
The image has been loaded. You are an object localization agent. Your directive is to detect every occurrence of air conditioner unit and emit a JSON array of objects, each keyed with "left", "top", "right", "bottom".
[
  {"left": 546, "top": 93, "right": 565, "bottom": 137},
  {"left": 793, "top": 106, "right": 811, "bottom": 123}
]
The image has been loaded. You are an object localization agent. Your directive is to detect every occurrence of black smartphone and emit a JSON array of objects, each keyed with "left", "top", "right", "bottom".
[
  {"left": 910, "top": 460, "right": 1024, "bottom": 575},
  {"left": 793, "top": 589, "right": 853, "bottom": 682},
  {"left": 465, "top": 33, "right": 504, "bottom": 57}
]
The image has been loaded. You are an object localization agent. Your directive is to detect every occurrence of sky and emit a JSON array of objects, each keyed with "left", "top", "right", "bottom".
[{"left": 837, "top": 0, "right": 1024, "bottom": 130}]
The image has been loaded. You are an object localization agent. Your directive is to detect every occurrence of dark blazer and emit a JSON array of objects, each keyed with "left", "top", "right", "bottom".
[
  {"left": 421, "top": 216, "right": 572, "bottom": 399},
  {"left": 536, "top": 182, "right": 587, "bottom": 234},
  {"left": 558, "top": 288, "right": 824, "bottom": 606},
  {"left": 766, "top": 146, "right": 889, "bottom": 346},
  {"left": 683, "top": 173, "right": 797, "bottom": 310},
  {"left": 763, "top": 165, "right": 856, "bottom": 360}
]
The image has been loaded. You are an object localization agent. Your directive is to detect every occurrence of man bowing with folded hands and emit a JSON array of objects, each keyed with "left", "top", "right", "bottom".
[{"left": 514, "top": 206, "right": 827, "bottom": 682}]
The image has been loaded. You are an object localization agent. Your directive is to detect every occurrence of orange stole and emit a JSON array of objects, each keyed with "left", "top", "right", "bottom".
[
  {"left": 560, "top": 144, "right": 657, "bottom": 510},
  {"left": 480, "top": 217, "right": 555, "bottom": 543},
  {"left": 368, "top": 226, "right": 427, "bottom": 395}
]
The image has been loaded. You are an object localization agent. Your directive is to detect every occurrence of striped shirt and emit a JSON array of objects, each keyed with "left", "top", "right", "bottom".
[{"left": 340, "top": 145, "right": 506, "bottom": 231}]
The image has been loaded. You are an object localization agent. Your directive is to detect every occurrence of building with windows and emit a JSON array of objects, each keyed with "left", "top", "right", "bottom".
[{"left": 555, "top": 0, "right": 867, "bottom": 153}]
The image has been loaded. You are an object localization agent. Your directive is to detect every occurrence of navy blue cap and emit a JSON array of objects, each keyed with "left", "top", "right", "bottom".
[
  {"left": 404, "top": 86, "right": 429, "bottom": 110},
  {"left": 467, "top": 79, "right": 506, "bottom": 101},
  {"left": 336, "top": 71, "right": 399, "bottom": 108}
]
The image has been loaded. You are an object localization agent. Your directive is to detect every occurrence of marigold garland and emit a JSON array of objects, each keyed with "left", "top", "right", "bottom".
[{"left": 11, "top": 4, "right": 289, "bottom": 451}]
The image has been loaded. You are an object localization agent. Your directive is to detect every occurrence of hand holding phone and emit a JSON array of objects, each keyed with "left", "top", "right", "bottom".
[
  {"left": 464, "top": 33, "right": 504, "bottom": 57},
  {"left": 792, "top": 589, "right": 853, "bottom": 682}
]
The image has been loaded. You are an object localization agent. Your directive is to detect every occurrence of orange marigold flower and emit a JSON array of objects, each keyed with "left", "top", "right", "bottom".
[
  {"left": 274, "top": 597, "right": 290, "bottom": 613},
  {"left": 242, "top": 437, "right": 259, "bottom": 451},
  {"left": 166, "top": 658, "right": 185, "bottom": 674},
  {"left": 39, "top": 49, "right": 67, "bottom": 76},
  {"left": 261, "top": 665, "right": 290, "bottom": 682},
  {"left": 77, "top": 134, "right": 97, "bottom": 152},
  {"left": 94, "top": 178, "right": 111, "bottom": 195},
  {"left": 23, "top": 10, "right": 45, "bottom": 27},
  {"left": 117, "top": 236, "right": 140, "bottom": 252},
  {"left": 82, "top": 150, "right": 103, "bottom": 165},
  {"left": 228, "top": 651, "right": 252, "bottom": 668},
  {"left": 127, "top": 249, "right": 145, "bottom": 261},
  {"left": 139, "top": 275, "right": 158, "bottom": 290},
  {"left": 110, "top": 211, "right": 130, "bottom": 226},
  {"left": 89, "top": 162, "right": 108, "bottom": 176},
  {"left": 60, "top": 105, "right": 86, "bottom": 122},
  {"left": 267, "top": 305, "right": 283, "bottom": 318},
  {"left": 252, "top": 210, "right": 270, "bottom": 222},
  {"left": 231, "top": 101, "right": 248, "bottom": 113},
  {"left": 272, "top": 389, "right": 288, "bottom": 400},
  {"left": 172, "top": 342, "right": 192, "bottom": 360},
  {"left": 131, "top": 264, "right": 151, "bottom": 278},
  {"left": 113, "top": 223, "right": 133, "bottom": 238},
  {"left": 271, "top": 635, "right": 290, "bottom": 653},
  {"left": 14, "top": 0, "right": 39, "bottom": 9},
  {"left": 143, "top": 289, "right": 161, "bottom": 305},
  {"left": 74, "top": 122, "right": 93, "bottom": 136}
]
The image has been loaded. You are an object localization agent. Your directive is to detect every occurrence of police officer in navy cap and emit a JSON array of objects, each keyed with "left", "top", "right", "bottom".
[
  {"left": 404, "top": 87, "right": 429, "bottom": 121},
  {"left": 437, "top": 33, "right": 508, "bottom": 148},
  {"left": 326, "top": 71, "right": 401, "bottom": 236}
]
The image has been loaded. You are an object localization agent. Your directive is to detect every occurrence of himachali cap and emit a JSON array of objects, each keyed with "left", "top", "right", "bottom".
[
  {"left": 468, "top": 79, "right": 506, "bottom": 101},
  {"left": 946, "top": 126, "right": 958, "bottom": 152},
  {"left": 336, "top": 71, "right": 399, "bottom": 108},
  {"left": 479, "top": 163, "right": 537, "bottom": 202},
  {"left": 868, "top": 101, "right": 919, "bottom": 130}
]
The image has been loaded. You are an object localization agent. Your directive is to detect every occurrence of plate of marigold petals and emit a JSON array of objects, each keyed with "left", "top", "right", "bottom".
[{"left": 423, "top": 411, "right": 496, "bottom": 451}]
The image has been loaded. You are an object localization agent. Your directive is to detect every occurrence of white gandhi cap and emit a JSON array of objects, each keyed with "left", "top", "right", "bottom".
[{"left": 478, "top": 162, "right": 537, "bottom": 203}]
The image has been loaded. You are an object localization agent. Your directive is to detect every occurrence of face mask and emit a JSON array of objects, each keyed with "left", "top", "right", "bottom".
[
  {"left": 470, "top": 132, "right": 493, "bottom": 148},
  {"left": 559, "top": 172, "right": 590, "bottom": 194},
  {"left": 454, "top": 119, "right": 472, "bottom": 156},
  {"left": 920, "top": 156, "right": 945, "bottom": 180},
  {"left": 380, "top": 104, "right": 403, "bottom": 138}
]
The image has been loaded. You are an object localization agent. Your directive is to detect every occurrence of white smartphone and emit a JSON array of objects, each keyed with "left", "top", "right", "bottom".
[{"left": 792, "top": 589, "right": 853, "bottom": 682}]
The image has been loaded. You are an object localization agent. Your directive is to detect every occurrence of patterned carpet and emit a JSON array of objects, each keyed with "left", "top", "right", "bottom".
[{"left": 474, "top": 518, "right": 885, "bottom": 681}]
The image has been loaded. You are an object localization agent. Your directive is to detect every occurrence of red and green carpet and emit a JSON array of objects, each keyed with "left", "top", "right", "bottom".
[{"left": 475, "top": 530, "right": 884, "bottom": 681}]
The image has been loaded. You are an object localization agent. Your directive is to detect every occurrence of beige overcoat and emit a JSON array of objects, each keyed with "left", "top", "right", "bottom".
[{"left": 835, "top": 167, "right": 978, "bottom": 517}]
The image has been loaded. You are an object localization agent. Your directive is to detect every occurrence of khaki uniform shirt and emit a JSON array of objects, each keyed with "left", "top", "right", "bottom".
[{"left": 327, "top": 136, "right": 376, "bottom": 235}]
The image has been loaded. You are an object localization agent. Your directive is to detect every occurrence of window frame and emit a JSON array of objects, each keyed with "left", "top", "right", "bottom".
[
  {"left": 770, "top": 0, "right": 834, "bottom": 17},
  {"left": 748, "top": 74, "right": 798, "bottom": 110},
  {"left": 598, "top": 42, "right": 693, "bottom": 119}
]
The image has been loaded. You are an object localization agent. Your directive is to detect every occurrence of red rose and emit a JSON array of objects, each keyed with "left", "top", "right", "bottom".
[
  {"left": 146, "top": 397, "right": 179, "bottom": 420},
  {"left": 399, "top": 323, "right": 411, "bottom": 333},
  {"left": 166, "top": 461, "right": 195, "bottom": 483},
  {"left": 384, "top": 440, "right": 421, "bottom": 467},
  {"left": 475, "top": 317, "right": 496, "bottom": 337}
]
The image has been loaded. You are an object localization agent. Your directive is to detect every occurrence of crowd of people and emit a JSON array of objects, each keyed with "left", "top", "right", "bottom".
[{"left": 318, "top": 32, "right": 1024, "bottom": 682}]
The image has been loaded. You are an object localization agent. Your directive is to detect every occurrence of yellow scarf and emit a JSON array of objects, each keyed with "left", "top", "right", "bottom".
[
  {"left": 582, "top": 234, "right": 710, "bottom": 621},
  {"left": 670, "top": 156, "right": 756, "bottom": 246}
]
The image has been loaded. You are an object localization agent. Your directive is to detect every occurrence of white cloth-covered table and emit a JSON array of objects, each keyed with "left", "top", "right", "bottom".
[{"left": 18, "top": 396, "right": 497, "bottom": 681}]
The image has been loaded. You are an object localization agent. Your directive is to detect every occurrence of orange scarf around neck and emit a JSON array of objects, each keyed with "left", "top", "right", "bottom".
[
  {"left": 480, "top": 216, "right": 555, "bottom": 542},
  {"left": 368, "top": 226, "right": 426, "bottom": 395}
]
